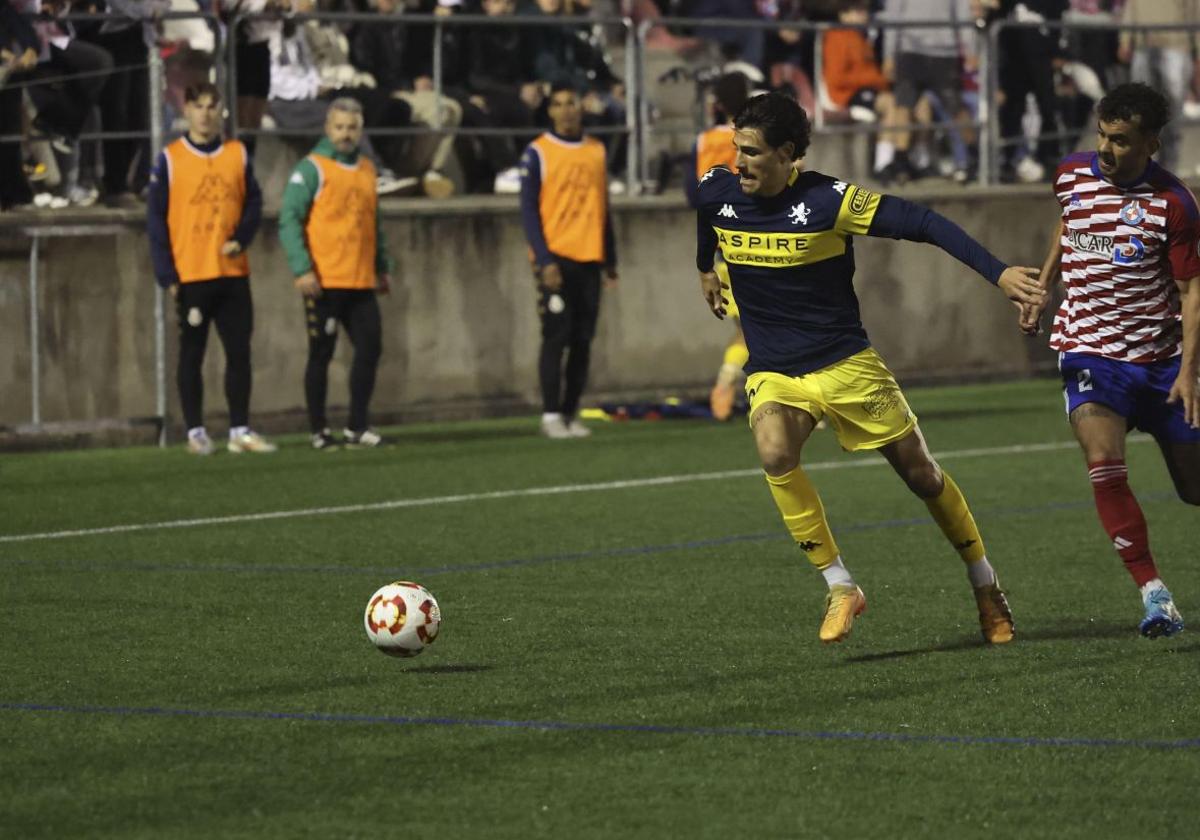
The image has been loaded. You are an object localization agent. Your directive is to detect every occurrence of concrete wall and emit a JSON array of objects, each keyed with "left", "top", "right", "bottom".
[{"left": 0, "top": 186, "right": 1062, "bottom": 433}]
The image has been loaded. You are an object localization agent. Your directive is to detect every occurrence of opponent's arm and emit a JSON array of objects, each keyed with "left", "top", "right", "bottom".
[
  {"left": 1020, "top": 216, "right": 1063, "bottom": 335},
  {"left": 1167, "top": 275, "right": 1200, "bottom": 428}
]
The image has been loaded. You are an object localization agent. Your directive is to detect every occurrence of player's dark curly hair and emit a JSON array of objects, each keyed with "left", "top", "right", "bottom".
[
  {"left": 1097, "top": 83, "right": 1171, "bottom": 135},
  {"left": 733, "top": 92, "right": 812, "bottom": 160}
]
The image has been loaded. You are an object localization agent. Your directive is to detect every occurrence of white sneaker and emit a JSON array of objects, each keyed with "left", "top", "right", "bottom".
[
  {"left": 343, "top": 428, "right": 383, "bottom": 447},
  {"left": 540, "top": 415, "right": 572, "bottom": 439},
  {"left": 67, "top": 185, "right": 98, "bottom": 207},
  {"left": 376, "top": 171, "right": 418, "bottom": 195},
  {"left": 566, "top": 419, "right": 592, "bottom": 438},
  {"left": 1015, "top": 157, "right": 1045, "bottom": 183},
  {"left": 493, "top": 166, "right": 522, "bottom": 194},
  {"left": 228, "top": 430, "right": 277, "bottom": 453},
  {"left": 187, "top": 429, "right": 214, "bottom": 456}
]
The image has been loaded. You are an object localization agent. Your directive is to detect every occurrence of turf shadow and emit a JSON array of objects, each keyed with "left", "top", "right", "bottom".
[
  {"left": 398, "top": 663, "right": 493, "bottom": 675},
  {"left": 841, "top": 637, "right": 985, "bottom": 663}
]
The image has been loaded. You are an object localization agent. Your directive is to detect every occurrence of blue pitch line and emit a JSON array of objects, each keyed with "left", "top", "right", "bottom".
[
  {"left": 2, "top": 493, "right": 1178, "bottom": 579},
  {"left": 3, "top": 701, "right": 1198, "bottom": 752}
]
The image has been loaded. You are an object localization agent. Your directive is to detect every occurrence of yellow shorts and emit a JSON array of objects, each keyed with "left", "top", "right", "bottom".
[
  {"left": 745, "top": 347, "right": 917, "bottom": 452},
  {"left": 715, "top": 259, "right": 739, "bottom": 321}
]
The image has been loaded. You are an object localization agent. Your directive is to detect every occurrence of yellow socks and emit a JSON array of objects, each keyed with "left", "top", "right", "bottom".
[
  {"left": 765, "top": 467, "right": 840, "bottom": 569},
  {"left": 924, "top": 471, "right": 987, "bottom": 565}
]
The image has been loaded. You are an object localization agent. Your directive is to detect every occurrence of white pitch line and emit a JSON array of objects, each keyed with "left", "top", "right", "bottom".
[{"left": 0, "top": 439, "right": 1098, "bottom": 545}]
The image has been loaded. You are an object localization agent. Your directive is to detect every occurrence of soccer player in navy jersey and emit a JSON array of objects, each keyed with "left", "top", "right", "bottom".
[
  {"left": 1021, "top": 83, "right": 1200, "bottom": 638},
  {"left": 695, "top": 92, "right": 1046, "bottom": 644}
]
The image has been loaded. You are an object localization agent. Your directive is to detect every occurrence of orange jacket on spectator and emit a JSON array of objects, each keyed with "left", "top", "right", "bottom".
[{"left": 823, "top": 28, "right": 889, "bottom": 110}]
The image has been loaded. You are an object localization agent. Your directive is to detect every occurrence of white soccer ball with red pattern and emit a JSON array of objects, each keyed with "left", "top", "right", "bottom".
[{"left": 364, "top": 581, "right": 441, "bottom": 657}]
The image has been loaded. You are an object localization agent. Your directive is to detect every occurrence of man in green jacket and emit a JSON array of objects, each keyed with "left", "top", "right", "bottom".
[{"left": 279, "top": 97, "right": 394, "bottom": 449}]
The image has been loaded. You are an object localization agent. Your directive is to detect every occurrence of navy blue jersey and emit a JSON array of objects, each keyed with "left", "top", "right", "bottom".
[{"left": 696, "top": 166, "right": 1008, "bottom": 376}]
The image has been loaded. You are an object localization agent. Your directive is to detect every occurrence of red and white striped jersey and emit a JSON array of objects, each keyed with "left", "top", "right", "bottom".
[{"left": 1050, "top": 151, "right": 1200, "bottom": 362}]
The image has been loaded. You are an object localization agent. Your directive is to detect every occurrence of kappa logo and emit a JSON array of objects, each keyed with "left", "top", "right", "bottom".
[
  {"left": 832, "top": 180, "right": 848, "bottom": 195},
  {"left": 700, "top": 166, "right": 725, "bottom": 183},
  {"left": 796, "top": 540, "right": 823, "bottom": 552},
  {"left": 1119, "top": 200, "right": 1145, "bottom": 226},
  {"left": 788, "top": 203, "right": 810, "bottom": 225},
  {"left": 717, "top": 204, "right": 738, "bottom": 219}
]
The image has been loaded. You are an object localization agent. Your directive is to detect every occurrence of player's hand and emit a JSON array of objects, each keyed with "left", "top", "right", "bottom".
[
  {"left": 1018, "top": 296, "right": 1049, "bottom": 336},
  {"left": 603, "top": 267, "right": 619, "bottom": 289},
  {"left": 700, "top": 270, "right": 727, "bottom": 319},
  {"left": 295, "top": 271, "right": 322, "bottom": 298},
  {"left": 377, "top": 273, "right": 391, "bottom": 296},
  {"left": 997, "top": 266, "right": 1045, "bottom": 306},
  {"left": 1166, "top": 368, "right": 1200, "bottom": 428},
  {"left": 168, "top": 282, "right": 179, "bottom": 299},
  {"left": 539, "top": 262, "right": 563, "bottom": 292},
  {"left": 221, "top": 239, "right": 242, "bottom": 257}
]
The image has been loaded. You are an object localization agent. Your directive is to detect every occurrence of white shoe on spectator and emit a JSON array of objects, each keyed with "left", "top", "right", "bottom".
[
  {"left": 493, "top": 166, "right": 522, "bottom": 194},
  {"left": 849, "top": 105, "right": 877, "bottom": 123},
  {"left": 67, "top": 185, "right": 98, "bottom": 207},
  {"left": 376, "top": 171, "right": 418, "bottom": 195},
  {"left": 34, "top": 193, "right": 69, "bottom": 209},
  {"left": 540, "top": 413, "right": 572, "bottom": 439},
  {"left": 566, "top": 418, "right": 592, "bottom": 438},
  {"left": 1015, "top": 157, "right": 1045, "bottom": 183},
  {"left": 343, "top": 428, "right": 383, "bottom": 448},
  {"left": 422, "top": 170, "right": 455, "bottom": 198},
  {"left": 608, "top": 179, "right": 626, "bottom": 195}
]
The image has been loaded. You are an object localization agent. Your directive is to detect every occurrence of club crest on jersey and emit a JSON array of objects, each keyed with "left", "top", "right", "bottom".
[
  {"left": 1069, "top": 192, "right": 1081, "bottom": 207},
  {"left": 789, "top": 203, "right": 810, "bottom": 225},
  {"left": 1112, "top": 235, "right": 1145, "bottom": 265},
  {"left": 1119, "top": 200, "right": 1145, "bottom": 226},
  {"left": 718, "top": 204, "right": 738, "bottom": 219}
]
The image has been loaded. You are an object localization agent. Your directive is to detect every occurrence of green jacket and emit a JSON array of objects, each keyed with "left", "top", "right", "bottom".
[{"left": 278, "top": 137, "right": 393, "bottom": 279}]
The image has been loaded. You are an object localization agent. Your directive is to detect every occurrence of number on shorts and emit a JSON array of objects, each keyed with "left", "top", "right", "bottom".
[{"left": 1077, "top": 369, "right": 1093, "bottom": 392}]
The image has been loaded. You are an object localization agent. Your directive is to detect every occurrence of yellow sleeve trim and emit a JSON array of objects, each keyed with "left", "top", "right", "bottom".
[{"left": 834, "top": 184, "right": 881, "bottom": 236}]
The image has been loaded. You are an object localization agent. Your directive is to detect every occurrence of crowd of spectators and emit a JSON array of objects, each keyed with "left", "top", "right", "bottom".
[{"left": 2, "top": 0, "right": 1200, "bottom": 214}]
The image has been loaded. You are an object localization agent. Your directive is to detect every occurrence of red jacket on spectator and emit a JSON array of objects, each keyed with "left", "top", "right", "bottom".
[{"left": 822, "top": 28, "right": 888, "bottom": 109}]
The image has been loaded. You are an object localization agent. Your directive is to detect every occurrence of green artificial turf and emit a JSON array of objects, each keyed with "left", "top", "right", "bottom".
[{"left": 2, "top": 379, "right": 1198, "bottom": 838}]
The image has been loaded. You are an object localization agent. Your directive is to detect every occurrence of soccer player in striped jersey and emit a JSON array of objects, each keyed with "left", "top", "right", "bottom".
[
  {"left": 1021, "top": 83, "right": 1200, "bottom": 638},
  {"left": 696, "top": 92, "right": 1046, "bottom": 645}
]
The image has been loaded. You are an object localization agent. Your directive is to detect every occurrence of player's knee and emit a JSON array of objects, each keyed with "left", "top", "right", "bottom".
[
  {"left": 307, "top": 337, "right": 336, "bottom": 365},
  {"left": 903, "top": 463, "right": 943, "bottom": 499},
  {"left": 758, "top": 441, "right": 800, "bottom": 476}
]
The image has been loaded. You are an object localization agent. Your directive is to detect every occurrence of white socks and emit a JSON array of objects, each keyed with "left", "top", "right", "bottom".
[
  {"left": 967, "top": 557, "right": 997, "bottom": 588},
  {"left": 821, "top": 556, "right": 854, "bottom": 589},
  {"left": 229, "top": 426, "right": 249, "bottom": 440}
]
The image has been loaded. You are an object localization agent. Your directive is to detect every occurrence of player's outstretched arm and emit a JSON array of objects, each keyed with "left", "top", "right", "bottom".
[
  {"left": 1021, "top": 217, "right": 1063, "bottom": 335},
  {"left": 699, "top": 270, "right": 726, "bottom": 319},
  {"left": 1167, "top": 276, "right": 1200, "bottom": 428}
]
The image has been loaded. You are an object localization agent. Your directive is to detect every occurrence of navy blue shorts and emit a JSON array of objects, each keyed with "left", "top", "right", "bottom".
[{"left": 1059, "top": 351, "right": 1200, "bottom": 443}]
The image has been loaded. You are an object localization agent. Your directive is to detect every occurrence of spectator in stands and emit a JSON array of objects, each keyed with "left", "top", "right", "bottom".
[
  {"left": 880, "top": 0, "right": 975, "bottom": 184},
  {"left": 78, "top": 1, "right": 168, "bottom": 207},
  {"left": 226, "top": 0, "right": 290, "bottom": 157},
  {"left": 1118, "top": 0, "right": 1198, "bottom": 171},
  {"left": 280, "top": 97, "right": 393, "bottom": 449},
  {"left": 762, "top": 0, "right": 816, "bottom": 115},
  {"left": 461, "top": 0, "right": 541, "bottom": 192},
  {"left": 823, "top": 0, "right": 903, "bottom": 178},
  {"left": 349, "top": 0, "right": 460, "bottom": 197},
  {"left": 147, "top": 82, "right": 275, "bottom": 456},
  {"left": 986, "top": 0, "right": 1067, "bottom": 183},
  {"left": 520, "top": 84, "right": 618, "bottom": 439},
  {"left": 267, "top": 1, "right": 415, "bottom": 195},
  {"left": 523, "top": 0, "right": 626, "bottom": 183},
  {"left": 686, "top": 0, "right": 767, "bottom": 74},
  {"left": 0, "top": 0, "right": 38, "bottom": 210},
  {"left": 21, "top": 0, "right": 113, "bottom": 206}
]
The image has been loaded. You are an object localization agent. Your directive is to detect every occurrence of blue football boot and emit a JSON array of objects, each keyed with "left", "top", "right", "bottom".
[{"left": 1140, "top": 586, "right": 1185, "bottom": 639}]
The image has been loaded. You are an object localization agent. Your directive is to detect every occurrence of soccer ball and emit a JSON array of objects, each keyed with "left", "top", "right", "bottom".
[{"left": 364, "top": 581, "right": 441, "bottom": 658}]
